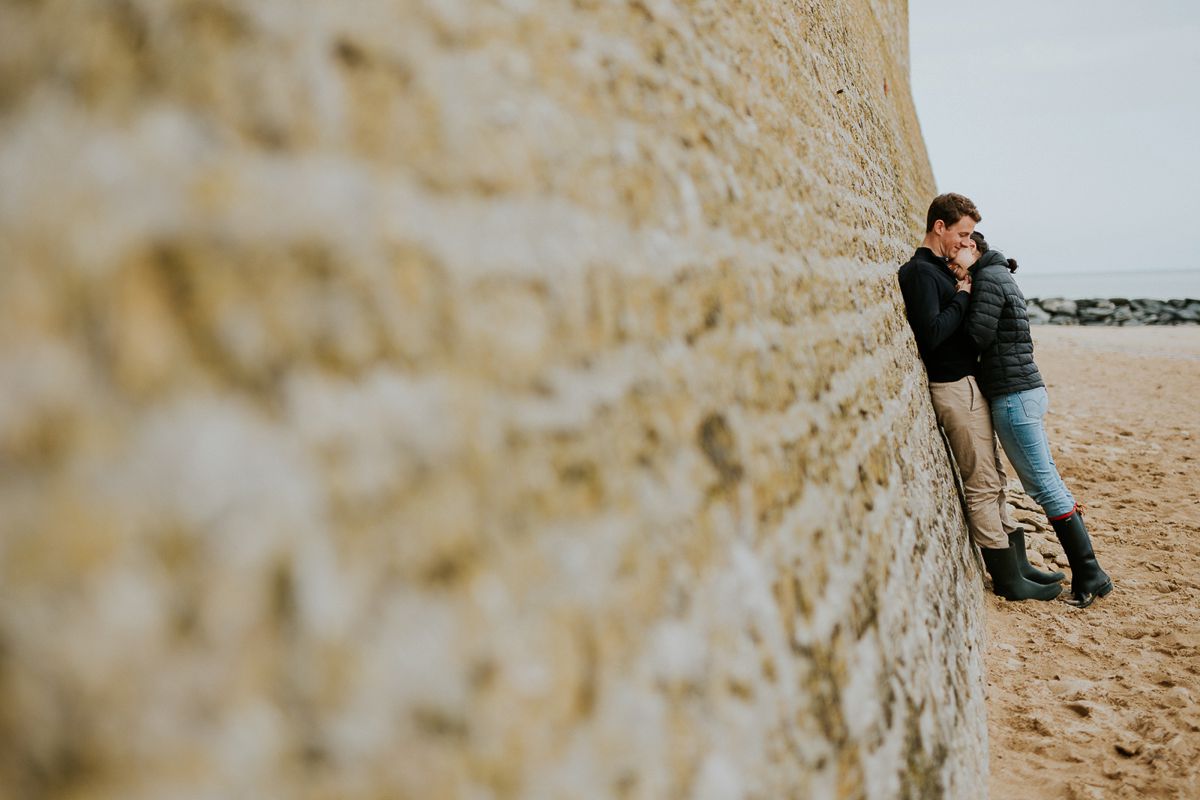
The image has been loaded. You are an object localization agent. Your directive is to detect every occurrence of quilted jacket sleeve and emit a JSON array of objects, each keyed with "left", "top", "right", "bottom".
[{"left": 966, "top": 265, "right": 1006, "bottom": 350}]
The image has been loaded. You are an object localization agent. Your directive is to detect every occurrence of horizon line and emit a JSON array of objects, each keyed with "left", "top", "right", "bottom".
[{"left": 1018, "top": 267, "right": 1200, "bottom": 278}]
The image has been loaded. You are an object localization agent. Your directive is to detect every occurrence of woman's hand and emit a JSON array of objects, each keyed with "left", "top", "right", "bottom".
[{"left": 956, "top": 276, "right": 972, "bottom": 294}]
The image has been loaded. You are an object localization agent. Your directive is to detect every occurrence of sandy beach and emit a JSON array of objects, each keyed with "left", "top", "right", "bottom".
[{"left": 986, "top": 326, "right": 1200, "bottom": 799}]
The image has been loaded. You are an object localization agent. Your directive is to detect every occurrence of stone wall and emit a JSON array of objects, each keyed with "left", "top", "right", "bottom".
[{"left": 0, "top": 1, "right": 988, "bottom": 798}]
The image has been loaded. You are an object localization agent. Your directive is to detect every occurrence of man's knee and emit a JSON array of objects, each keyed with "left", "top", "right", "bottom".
[{"left": 963, "top": 477, "right": 1004, "bottom": 501}]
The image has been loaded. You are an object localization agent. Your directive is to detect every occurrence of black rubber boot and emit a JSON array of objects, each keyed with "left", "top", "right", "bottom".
[
  {"left": 1008, "top": 528, "right": 1065, "bottom": 585},
  {"left": 1051, "top": 508, "right": 1113, "bottom": 608},
  {"left": 980, "top": 546, "right": 1063, "bottom": 601}
]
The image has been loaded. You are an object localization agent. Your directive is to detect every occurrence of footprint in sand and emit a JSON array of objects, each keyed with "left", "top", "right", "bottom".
[
  {"left": 1114, "top": 736, "right": 1142, "bottom": 759},
  {"left": 1118, "top": 625, "right": 1150, "bottom": 641},
  {"left": 1019, "top": 714, "right": 1054, "bottom": 737},
  {"left": 1066, "top": 702, "right": 1094, "bottom": 718},
  {"left": 1152, "top": 629, "right": 1200, "bottom": 649},
  {"left": 1162, "top": 687, "right": 1194, "bottom": 708},
  {"left": 1050, "top": 678, "right": 1097, "bottom": 700}
]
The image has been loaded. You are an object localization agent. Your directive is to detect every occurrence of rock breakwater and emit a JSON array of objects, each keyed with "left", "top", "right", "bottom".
[{"left": 1026, "top": 297, "right": 1200, "bottom": 326}]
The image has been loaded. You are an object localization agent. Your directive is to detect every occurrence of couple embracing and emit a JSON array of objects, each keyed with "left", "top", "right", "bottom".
[{"left": 898, "top": 193, "right": 1114, "bottom": 608}]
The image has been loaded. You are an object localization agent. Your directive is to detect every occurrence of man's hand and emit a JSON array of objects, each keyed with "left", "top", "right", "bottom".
[{"left": 956, "top": 277, "right": 972, "bottom": 294}]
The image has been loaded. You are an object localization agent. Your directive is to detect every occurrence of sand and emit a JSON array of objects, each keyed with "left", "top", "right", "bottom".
[{"left": 986, "top": 326, "right": 1200, "bottom": 800}]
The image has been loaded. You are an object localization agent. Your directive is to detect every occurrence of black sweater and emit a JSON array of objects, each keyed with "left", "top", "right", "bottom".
[
  {"left": 965, "top": 249, "right": 1045, "bottom": 397},
  {"left": 897, "top": 247, "right": 975, "bottom": 382}
]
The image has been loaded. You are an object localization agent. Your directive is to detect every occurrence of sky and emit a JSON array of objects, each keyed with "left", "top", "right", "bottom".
[{"left": 909, "top": 1, "right": 1200, "bottom": 277}]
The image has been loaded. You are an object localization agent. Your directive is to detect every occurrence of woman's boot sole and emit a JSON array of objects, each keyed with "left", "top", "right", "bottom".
[{"left": 1066, "top": 579, "right": 1114, "bottom": 608}]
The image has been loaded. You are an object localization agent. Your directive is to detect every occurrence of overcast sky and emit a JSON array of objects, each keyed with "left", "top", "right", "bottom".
[{"left": 909, "top": 1, "right": 1200, "bottom": 276}]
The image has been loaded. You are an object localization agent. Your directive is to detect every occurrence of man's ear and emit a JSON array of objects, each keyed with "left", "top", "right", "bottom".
[{"left": 931, "top": 219, "right": 945, "bottom": 235}]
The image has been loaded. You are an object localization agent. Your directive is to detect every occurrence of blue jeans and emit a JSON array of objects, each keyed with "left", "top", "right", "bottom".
[{"left": 989, "top": 387, "right": 1076, "bottom": 519}]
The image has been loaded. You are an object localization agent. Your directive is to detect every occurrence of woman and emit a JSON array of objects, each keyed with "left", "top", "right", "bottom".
[{"left": 957, "top": 231, "right": 1113, "bottom": 607}]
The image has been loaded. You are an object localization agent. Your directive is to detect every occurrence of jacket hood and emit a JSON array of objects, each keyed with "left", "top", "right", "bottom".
[{"left": 972, "top": 249, "right": 1009, "bottom": 273}]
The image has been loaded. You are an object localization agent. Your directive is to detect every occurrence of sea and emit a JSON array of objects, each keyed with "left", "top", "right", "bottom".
[{"left": 1014, "top": 269, "right": 1200, "bottom": 301}]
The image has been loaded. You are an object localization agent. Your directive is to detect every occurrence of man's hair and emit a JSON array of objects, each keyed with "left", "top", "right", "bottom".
[{"left": 925, "top": 193, "right": 981, "bottom": 232}]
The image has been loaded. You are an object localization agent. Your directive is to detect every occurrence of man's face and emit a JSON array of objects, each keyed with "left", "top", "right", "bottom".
[
  {"left": 952, "top": 238, "right": 979, "bottom": 278},
  {"left": 932, "top": 216, "right": 977, "bottom": 259}
]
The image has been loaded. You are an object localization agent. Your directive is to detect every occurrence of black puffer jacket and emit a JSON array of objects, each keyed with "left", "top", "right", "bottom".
[{"left": 965, "top": 249, "right": 1045, "bottom": 397}]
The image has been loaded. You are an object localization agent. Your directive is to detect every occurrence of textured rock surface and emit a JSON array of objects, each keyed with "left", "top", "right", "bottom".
[{"left": 0, "top": 1, "right": 988, "bottom": 798}]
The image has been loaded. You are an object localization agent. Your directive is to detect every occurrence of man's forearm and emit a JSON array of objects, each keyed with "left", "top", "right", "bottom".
[{"left": 916, "top": 292, "right": 969, "bottom": 351}]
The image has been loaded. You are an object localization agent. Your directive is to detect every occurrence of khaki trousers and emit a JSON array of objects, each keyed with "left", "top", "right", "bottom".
[{"left": 928, "top": 376, "right": 1015, "bottom": 549}]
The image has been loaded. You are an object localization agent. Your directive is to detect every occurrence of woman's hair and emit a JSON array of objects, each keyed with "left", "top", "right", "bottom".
[{"left": 970, "top": 231, "right": 1018, "bottom": 273}]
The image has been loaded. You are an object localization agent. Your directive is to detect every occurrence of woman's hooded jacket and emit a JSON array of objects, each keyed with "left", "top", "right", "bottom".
[{"left": 965, "top": 249, "right": 1045, "bottom": 397}]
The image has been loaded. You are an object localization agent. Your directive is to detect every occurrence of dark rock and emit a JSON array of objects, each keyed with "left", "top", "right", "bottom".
[
  {"left": 1049, "top": 314, "right": 1079, "bottom": 326},
  {"left": 1040, "top": 298, "right": 1077, "bottom": 316},
  {"left": 1026, "top": 304, "right": 1051, "bottom": 325},
  {"left": 1078, "top": 301, "right": 1116, "bottom": 322}
]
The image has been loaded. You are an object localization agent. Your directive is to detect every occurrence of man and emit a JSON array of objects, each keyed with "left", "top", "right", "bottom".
[{"left": 897, "top": 193, "right": 1062, "bottom": 601}]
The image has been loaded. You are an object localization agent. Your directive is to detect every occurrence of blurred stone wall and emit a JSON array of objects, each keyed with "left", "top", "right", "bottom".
[{"left": 0, "top": 0, "right": 988, "bottom": 798}]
